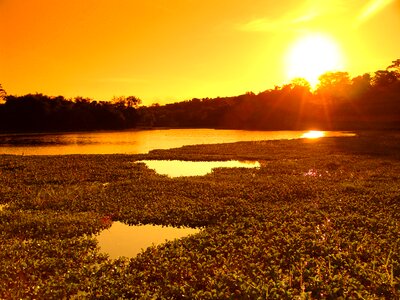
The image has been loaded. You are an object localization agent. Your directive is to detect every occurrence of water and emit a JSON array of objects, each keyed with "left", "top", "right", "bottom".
[
  {"left": 96, "top": 222, "right": 200, "bottom": 259},
  {"left": 0, "top": 129, "right": 354, "bottom": 258},
  {"left": 0, "top": 129, "right": 354, "bottom": 155},
  {"left": 139, "top": 160, "right": 260, "bottom": 177}
]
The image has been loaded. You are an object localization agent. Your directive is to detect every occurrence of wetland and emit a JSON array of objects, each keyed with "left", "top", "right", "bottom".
[{"left": 0, "top": 131, "right": 399, "bottom": 298}]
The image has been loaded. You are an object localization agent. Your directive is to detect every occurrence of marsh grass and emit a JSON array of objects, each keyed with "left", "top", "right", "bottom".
[{"left": 0, "top": 131, "right": 399, "bottom": 298}]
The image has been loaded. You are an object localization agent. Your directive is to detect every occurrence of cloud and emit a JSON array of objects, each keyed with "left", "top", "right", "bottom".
[
  {"left": 355, "top": 0, "right": 395, "bottom": 26},
  {"left": 240, "top": 0, "right": 397, "bottom": 31},
  {"left": 240, "top": 12, "right": 317, "bottom": 32},
  {"left": 238, "top": 0, "right": 346, "bottom": 32}
]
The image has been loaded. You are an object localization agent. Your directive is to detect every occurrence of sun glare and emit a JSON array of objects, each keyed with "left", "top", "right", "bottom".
[
  {"left": 301, "top": 130, "right": 325, "bottom": 139},
  {"left": 285, "top": 34, "right": 344, "bottom": 87}
]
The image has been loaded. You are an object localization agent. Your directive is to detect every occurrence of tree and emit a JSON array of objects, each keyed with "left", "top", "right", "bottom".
[
  {"left": 315, "top": 71, "right": 352, "bottom": 101},
  {"left": 351, "top": 73, "right": 372, "bottom": 89},
  {"left": 317, "top": 71, "right": 351, "bottom": 90},
  {"left": 0, "top": 84, "right": 6, "bottom": 103},
  {"left": 372, "top": 70, "right": 398, "bottom": 87},
  {"left": 372, "top": 59, "right": 400, "bottom": 87},
  {"left": 289, "top": 77, "right": 312, "bottom": 90},
  {"left": 126, "top": 96, "right": 141, "bottom": 108},
  {"left": 112, "top": 96, "right": 141, "bottom": 108},
  {"left": 386, "top": 59, "right": 400, "bottom": 79}
]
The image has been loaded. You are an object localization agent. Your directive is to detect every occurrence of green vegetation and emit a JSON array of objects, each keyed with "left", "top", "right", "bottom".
[{"left": 1, "top": 132, "right": 400, "bottom": 298}]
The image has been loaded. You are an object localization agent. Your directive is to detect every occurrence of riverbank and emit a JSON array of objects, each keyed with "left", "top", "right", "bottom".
[{"left": 0, "top": 131, "right": 399, "bottom": 298}]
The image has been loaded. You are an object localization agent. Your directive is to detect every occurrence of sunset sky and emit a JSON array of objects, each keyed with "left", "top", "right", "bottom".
[{"left": 1, "top": 0, "right": 399, "bottom": 105}]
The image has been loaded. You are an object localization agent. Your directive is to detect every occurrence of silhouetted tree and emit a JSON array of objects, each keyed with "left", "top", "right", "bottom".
[
  {"left": 372, "top": 70, "right": 398, "bottom": 87},
  {"left": 316, "top": 71, "right": 352, "bottom": 100},
  {"left": 112, "top": 96, "right": 142, "bottom": 108},
  {"left": 386, "top": 59, "right": 400, "bottom": 79},
  {"left": 351, "top": 73, "right": 372, "bottom": 94},
  {"left": 290, "top": 78, "right": 312, "bottom": 90},
  {"left": 1, "top": 59, "right": 400, "bottom": 132},
  {"left": 0, "top": 84, "right": 6, "bottom": 103},
  {"left": 0, "top": 93, "right": 142, "bottom": 132}
]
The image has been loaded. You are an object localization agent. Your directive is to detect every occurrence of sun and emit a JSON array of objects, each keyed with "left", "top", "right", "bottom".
[{"left": 285, "top": 34, "right": 344, "bottom": 87}]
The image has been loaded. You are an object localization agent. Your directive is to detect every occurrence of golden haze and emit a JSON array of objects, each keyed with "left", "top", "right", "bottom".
[{"left": 0, "top": 0, "right": 399, "bottom": 105}]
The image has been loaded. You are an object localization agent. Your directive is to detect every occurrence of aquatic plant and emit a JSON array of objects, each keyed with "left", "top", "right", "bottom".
[{"left": 0, "top": 132, "right": 399, "bottom": 298}]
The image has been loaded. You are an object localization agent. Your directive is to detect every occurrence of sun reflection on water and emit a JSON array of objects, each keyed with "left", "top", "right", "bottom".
[{"left": 301, "top": 130, "right": 325, "bottom": 139}]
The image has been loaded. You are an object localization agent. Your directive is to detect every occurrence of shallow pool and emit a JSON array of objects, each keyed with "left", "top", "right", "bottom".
[
  {"left": 138, "top": 160, "right": 261, "bottom": 177},
  {"left": 96, "top": 222, "right": 201, "bottom": 259}
]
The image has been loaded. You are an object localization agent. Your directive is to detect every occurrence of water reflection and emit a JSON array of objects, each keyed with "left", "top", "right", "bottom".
[
  {"left": 0, "top": 129, "right": 355, "bottom": 155},
  {"left": 96, "top": 222, "right": 200, "bottom": 259},
  {"left": 138, "top": 160, "right": 261, "bottom": 177},
  {"left": 301, "top": 130, "right": 325, "bottom": 139},
  {"left": 301, "top": 130, "right": 355, "bottom": 139}
]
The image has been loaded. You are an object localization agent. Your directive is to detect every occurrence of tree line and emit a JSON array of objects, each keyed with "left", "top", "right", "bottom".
[
  {"left": 0, "top": 59, "right": 399, "bottom": 132},
  {"left": 0, "top": 93, "right": 141, "bottom": 132}
]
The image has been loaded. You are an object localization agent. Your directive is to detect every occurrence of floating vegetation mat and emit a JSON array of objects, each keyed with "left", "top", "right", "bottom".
[{"left": 0, "top": 131, "right": 399, "bottom": 298}]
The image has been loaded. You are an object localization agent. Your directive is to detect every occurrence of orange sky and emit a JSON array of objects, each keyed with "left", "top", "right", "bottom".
[{"left": 1, "top": 0, "right": 399, "bottom": 105}]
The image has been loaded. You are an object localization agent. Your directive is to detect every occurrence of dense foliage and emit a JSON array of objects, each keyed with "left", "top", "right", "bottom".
[
  {"left": 138, "top": 60, "right": 400, "bottom": 130},
  {"left": 0, "top": 132, "right": 399, "bottom": 298},
  {"left": 1, "top": 59, "right": 400, "bottom": 132},
  {"left": 0, "top": 95, "right": 141, "bottom": 132}
]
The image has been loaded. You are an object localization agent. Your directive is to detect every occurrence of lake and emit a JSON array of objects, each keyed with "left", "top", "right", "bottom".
[{"left": 0, "top": 129, "right": 354, "bottom": 155}]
